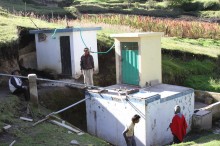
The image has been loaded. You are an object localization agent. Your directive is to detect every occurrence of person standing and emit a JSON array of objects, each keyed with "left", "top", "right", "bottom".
[
  {"left": 80, "top": 47, "right": 94, "bottom": 86},
  {"left": 169, "top": 105, "right": 188, "bottom": 144},
  {"left": 123, "top": 114, "right": 140, "bottom": 146},
  {"left": 9, "top": 70, "right": 30, "bottom": 101}
]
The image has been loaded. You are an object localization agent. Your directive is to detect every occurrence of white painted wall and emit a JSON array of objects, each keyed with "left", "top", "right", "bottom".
[
  {"left": 145, "top": 93, "right": 194, "bottom": 146},
  {"left": 35, "top": 32, "right": 65, "bottom": 73},
  {"left": 86, "top": 94, "right": 146, "bottom": 146},
  {"left": 86, "top": 85, "right": 194, "bottom": 146},
  {"left": 72, "top": 31, "right": 99, "bottom": 78},
  {"left": 35, "top": 30, "right": 99, "bottom": 78}
]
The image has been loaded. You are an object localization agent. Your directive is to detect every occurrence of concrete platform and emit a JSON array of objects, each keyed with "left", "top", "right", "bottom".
[
  {"left": 102, "top": 83, "right": 193, "bottom": 102},
  {"left": 86, "top": 83, "right": 194, "bottom": 146}
]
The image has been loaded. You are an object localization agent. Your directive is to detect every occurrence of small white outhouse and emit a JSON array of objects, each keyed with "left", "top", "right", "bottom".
[
  {"left": 85, "top": 32, "right": 194, "bottom": 146},
  {"left": 111, "top": 32, "right": 163, "bottom": 87},
  {"left": 29, "top": 27, "right": 101, "bottom": 78}
]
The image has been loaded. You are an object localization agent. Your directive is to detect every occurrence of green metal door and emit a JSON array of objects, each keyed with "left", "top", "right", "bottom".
[{"left": 121, "top": 42, "right": 139, "bottom": 85}]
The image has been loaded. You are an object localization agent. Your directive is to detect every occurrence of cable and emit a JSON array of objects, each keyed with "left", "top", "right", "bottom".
[
  {"left": 0, "top": 73, "right": 101, "bottom": 89},
  {"left": 51, "top": 28, "right": 58, "bottom": 39},
  {"left": 50, "top": 27, "right": 114, "bottom": 54},
  {"left": 125, "top": 97, "right": 146, "bottom": 119},
  {"left": 90, "top": 43, "right": 115, "bottom": 54}
]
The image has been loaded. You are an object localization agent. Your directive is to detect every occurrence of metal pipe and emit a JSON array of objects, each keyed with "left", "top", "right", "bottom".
[
  {"left": 49, "top": 96, "right": 90, "bottom": 116},
  {"left": 0, "top": 73, "right": 101, "bottom": 89}
]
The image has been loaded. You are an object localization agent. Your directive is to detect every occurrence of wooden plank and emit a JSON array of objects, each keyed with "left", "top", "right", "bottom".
[
  {"left": 32, "top": 117, "right": 48, "bottom": 126},
  {"left": 20, "top": 117, "right": 33, "bottom": 122},
  {"left": 9, "top": 140, "right": 16, "bottom": 146},
  {"left": 50, "top": 120, "right": 80, "bottom": 133},
  {"left": 3, "top": 125, "right": 11, "bottom": 130}
]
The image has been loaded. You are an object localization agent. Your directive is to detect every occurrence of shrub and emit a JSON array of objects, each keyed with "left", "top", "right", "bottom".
[
  {"left": 181, "top": 2, "right": 203, "bottom": 11},
  {"left": 217, "top": 55, "right": 220, "bottom": 75},
  {"left": 75, "top": 4, "right": 108, "bottom": 13},
  {"left": 203, "top": 1, "right": 220, "bottom": 10},
  {"left": 167, "top": 0, "right": 192, "bottom": 7}
]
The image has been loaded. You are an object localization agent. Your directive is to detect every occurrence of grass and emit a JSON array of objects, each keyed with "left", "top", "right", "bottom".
[
  {"left": 162, "top": 37, "right": 220, "bottom": 58},
  {"left": 184, "top": 75, "right": 220, "bottom": 92},
  {"left": 176, "top": 131, "right": 220, "bottom": 146},
  {"left": 0, "top": 0, "right": 219, "bottom": 92},
  {"left": 0, "top": 0, "right": 66, "bottom": 15},
  {"left": 0, "top": 12, "right": 62, "bottom": 45},
  {"left": 162, "top": 55, "right": 220, "bottom": 92},
  {"left": 0, "top": 95, "right": 19, "bottom": 132},
  {"left": 199, "top": 10, "right": 220, "bottom": 18},
  {"left": 0, "top": 95, "right": 110, "bottom": 146}
]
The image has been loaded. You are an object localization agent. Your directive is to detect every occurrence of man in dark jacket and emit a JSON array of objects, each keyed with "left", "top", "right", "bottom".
[
  {"left": 80, "top": 48, "right": 94, "bottom": 85},
  {"left": 9, "top": 70, "right": 30, "bottom": 101}
]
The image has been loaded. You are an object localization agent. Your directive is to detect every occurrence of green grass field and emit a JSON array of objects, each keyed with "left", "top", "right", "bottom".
[
  {"left": 0, "top": 95, "right": 110, "bottom": 146},
  {"left": 0, "top": 0, "right": 66, "bottom": 15},
  {"left": 0, "top": 10, "right": 62, "bottom": 45},
  {"left": 162, "top": 37, "right": 220, "bottom": 58}
]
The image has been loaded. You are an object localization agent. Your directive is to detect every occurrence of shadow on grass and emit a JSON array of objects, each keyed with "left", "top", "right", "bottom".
[{"left": 180, "top": 130, "right": 220, "bottom": 146}]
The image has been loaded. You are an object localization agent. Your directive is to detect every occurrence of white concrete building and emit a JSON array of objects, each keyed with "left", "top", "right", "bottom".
[
  {"left": 29, "top": 27, "right": 101, "bottom": 78},
  {"left": 85, "top": 32, "right": 195, "bottom": 146},
  {"left": 86, "top": 84, "right": 194, "bottom": 146}
]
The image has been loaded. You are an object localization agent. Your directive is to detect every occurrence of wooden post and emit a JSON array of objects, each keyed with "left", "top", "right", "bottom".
[{"left": 28, "top": 74, "right": 38, "bottom": 107}]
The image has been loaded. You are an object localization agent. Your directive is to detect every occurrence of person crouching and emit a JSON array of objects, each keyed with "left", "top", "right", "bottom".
[{"left": 9, "top": 70, "right": 30, "bottom": 101}]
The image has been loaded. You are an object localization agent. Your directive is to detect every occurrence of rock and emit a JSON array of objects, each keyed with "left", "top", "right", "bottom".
[
  {"left": 19, "top": 52, "right": 37, "bottom": 69},
  {"left": 70, "top": 140, "right": 79, "bottom": 145},
  {"left": 3, "top": 125, "right": 11, "bottom": 130}
]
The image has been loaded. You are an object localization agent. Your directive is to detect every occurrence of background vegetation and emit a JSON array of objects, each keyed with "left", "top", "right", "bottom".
[{"left": 0, "top": 0, "right": 220, "bottom": 145}]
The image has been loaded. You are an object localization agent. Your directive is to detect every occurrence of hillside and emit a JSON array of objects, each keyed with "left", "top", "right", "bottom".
[
  {"left": 0, "top": 92, "right": 111, "bottom": 146},
  {"left": 0, "top": 0, "right": 220, "bottom": 146},
  {"left": 0, "top": 0, "right": 220, "bottom": 92}
]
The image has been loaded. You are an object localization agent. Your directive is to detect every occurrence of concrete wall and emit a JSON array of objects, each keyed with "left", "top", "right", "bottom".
[
  {"left": 145, "top": 92, "right": 194, "bottom": 146},
  {"left": 139, "top": 35, "right": 162, "bottom": 87},
  {"left": 195, "top": 90, "right": 220, "bottom": 103},
  {"left": 35, "top": 32, "right": 65, "bottom": 73},
  {"left": 201, "top": 102, "right": 220, "bottom": 120},
  {"left": 35, "top": 31, "right": 98, "bottom": 78},
  {"left": 114, "top": 37, "right": 140, "bottom": 85},
  {"left": 72, "top": 31, "right": 99, "bottom": 79},
  {"left": 111, "top": 32, "right": 163, "bottom": 87},
  {"left": 86, "top": 93, "right": 146, "bottom": 146},
  {"left": 86, "top": 87, "right": 194, "bottom": 146}
]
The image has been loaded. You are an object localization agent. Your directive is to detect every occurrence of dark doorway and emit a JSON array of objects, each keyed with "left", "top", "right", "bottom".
[{"left": 60, "top": 36, "right": 72, "bottom": 76}]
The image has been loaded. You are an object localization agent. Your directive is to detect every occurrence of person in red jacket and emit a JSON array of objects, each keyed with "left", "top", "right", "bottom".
[{"left": 169, "top": 105, "right": 188, "bottom": 144}]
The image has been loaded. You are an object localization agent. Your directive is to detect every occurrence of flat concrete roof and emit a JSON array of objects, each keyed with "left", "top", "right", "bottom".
[
  {"left": 29, "top": 27, "right": 102, "bottom": 34},
  {"left": 110, "top": 32, "right": 164, "bottom": 38},
  {"left": 105, "top": 84, "right": 192, "bottom": 98},
  {"left": 87, "top": 84, "right": 193, "bottom": 105}
]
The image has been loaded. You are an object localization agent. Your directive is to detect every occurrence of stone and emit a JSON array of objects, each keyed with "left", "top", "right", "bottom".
[
  {"left": 70, "top": 140, "right": 79, "bottom": 145},
  {"left": 3, "top": 125, "right": 11, "bottom": 130},
  {"left": 20, "top": 117, "right": 33, "bottom": 122}
]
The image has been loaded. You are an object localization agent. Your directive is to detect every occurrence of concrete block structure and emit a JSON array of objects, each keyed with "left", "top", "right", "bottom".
[
  {"left": 86, "top": 84, "right": 194, "bottom": 146},
  {"left": 110, "top": 32, "right": 163, "bottom": 87},
  {"left": 192, "top": 110, "right": 212, "bottom": 131},
  {"left": 30, "top": 27, "right": 101, "bottom": 78},
  {"left": 85, "top": 32, "right": 195, "bottom": 146}
]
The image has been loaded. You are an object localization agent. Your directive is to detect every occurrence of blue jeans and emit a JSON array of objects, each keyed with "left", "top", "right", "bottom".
[{"left": 126, "top": 136, "right": 136, "bottom": 146}]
